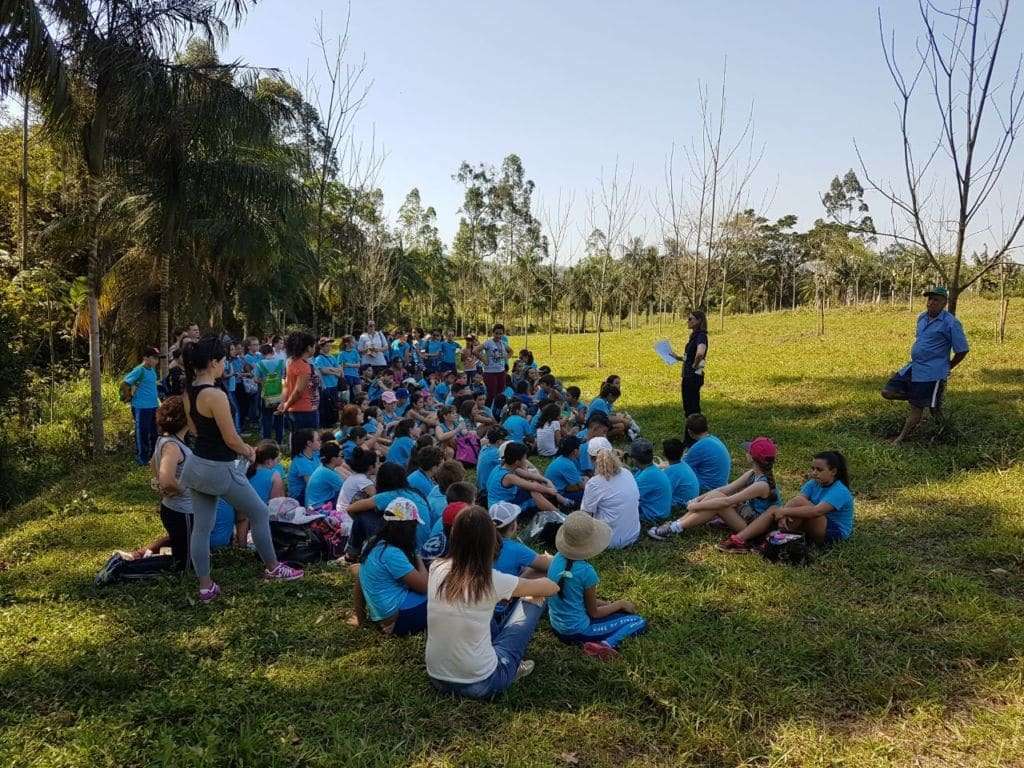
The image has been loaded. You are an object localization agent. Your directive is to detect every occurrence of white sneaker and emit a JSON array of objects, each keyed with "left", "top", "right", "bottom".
[{"left": 515, "top": 660, "right": 535, "bottom": 681}]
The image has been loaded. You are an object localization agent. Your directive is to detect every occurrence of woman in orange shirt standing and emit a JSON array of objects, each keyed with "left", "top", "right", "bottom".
[{"left": 276, "top": 331, "right": 321, "bottom": 440}]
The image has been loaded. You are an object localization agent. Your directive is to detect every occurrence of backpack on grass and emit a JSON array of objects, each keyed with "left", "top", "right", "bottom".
[{"left": 760, "top": 531, "right": 811, "bottom": 566}]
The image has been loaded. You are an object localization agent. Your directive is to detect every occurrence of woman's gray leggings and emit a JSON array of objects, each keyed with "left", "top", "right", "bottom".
[{"left": 180, "top": 455, "right": 277, "bottom": 578}]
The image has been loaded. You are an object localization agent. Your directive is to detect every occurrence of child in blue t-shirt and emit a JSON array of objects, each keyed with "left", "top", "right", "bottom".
[
  {"left": 717, "top": 451, "right": 854, "bottom": 553},
  {"left": 544, "top": 436, "right": 586, "bottom": 506},
  {"left": 659, "top": 438, "right": 700, "bottom": 510},
  {"left": 649, "top": 437, "right": 781, "bottom": 541},
  {"left": 546, "top": 512, "right": 647, "bottom": 661},
  {"left": 305, "top": 441, "right": 348, "bottom": 509},
  {"left": 488, "top": 501, "right": 552, "bottom": 577},
  {"left": 287, "top": 429, "right": 321, "bottom": 506},
  {"left": 339, "top": 336, "right": 362, "bottom": 396},
  {"left": 352, "top": 497, "right": 429, "bottom": 636},
  {"left": 501, "top": 401, "right": 535, "bottom": 448},
  {"left": 440, "top": 331, "right": 460, "bottom": 373}
]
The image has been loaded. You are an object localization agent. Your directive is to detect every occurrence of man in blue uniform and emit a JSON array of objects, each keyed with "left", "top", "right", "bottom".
[{"left": 882, "top": 287, "right": 969, "bottom": 445}]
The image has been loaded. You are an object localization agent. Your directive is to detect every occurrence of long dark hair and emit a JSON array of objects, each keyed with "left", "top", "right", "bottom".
[
  {"left": 438, "top": 505, "right": 497, "bottom": 604},
  {"left": 814, "top": 451, "right": 850, "bottom": 488},
  {"left": 291, "top": 429, "right": 315, "bottom": 458},
  {"left": 689, "top": 310, "right": 708, "bottom": 333},
  {"left": 348, "top": 446, "right": 377, "bottom": 474},
  {"left": 754, "top": 457, "right": 777, "bottom": 494},
  {"left": 557, "top": 559, "right": 576, "bottom": 598},
  {"left": 319, "top": 441, "right": 342, "bottom": 466},
  {"left": 539, "top": 402, "right": 561, "bottom": 427},
  {"left": 360, "top": 519, "right": 419, "bottom": 566},
  {"left": 375, "top": 462, "right": 409, "bottom": 492},
  {"left": 182, "top": 335, "right": 226, "bottom": 406}
]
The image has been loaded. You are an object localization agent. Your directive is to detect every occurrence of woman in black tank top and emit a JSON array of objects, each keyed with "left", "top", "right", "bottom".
[{"left": 180, "top": 335, "right": 303, "bottom": 603}]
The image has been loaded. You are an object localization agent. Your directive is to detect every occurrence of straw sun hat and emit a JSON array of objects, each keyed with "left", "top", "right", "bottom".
[{"left": 555, "top": 511, "right": 612, "bottom": 561}]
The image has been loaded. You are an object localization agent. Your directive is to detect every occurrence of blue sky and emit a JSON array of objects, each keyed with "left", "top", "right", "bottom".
[{"left": 224, "top": 1, "right": 1024, "bottom": 259}]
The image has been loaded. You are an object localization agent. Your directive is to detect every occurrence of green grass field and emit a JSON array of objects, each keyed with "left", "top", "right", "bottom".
[{"left": 2, "top": 300, "right": 1022, "bottom": 768}]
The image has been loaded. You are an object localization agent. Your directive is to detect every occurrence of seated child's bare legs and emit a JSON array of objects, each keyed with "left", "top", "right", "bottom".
[{"left": 779, "top": 513, "right": 828, "bottom": 544}]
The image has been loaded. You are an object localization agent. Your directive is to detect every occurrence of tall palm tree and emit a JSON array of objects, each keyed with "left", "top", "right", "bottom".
[{"left": 2, "top": 0, "right": 256, "bottom": 455}]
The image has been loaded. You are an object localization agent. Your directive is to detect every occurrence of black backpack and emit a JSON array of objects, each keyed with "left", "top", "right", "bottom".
[{"left": 760, "top": 532, "right": 811, "bottom": 566}]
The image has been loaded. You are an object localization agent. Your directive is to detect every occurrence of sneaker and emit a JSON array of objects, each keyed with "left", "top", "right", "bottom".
[
  {"left": 582, "top": 641, "right": 619, "bottom": 661},
  {"left": 646, "top": 523, "right": 675, "bottom": 542},
  {"left": 264, "top": 562, "right": 304, "bottom": 581},
  {"left": 199, "top": 582, "right": 221, "bottom": 603},
  {"left": 716, "top": 534, "right": 752, "bottom": 554},
  {"left": 515, "top": 660, "right": 535, "bottom": 681},
  {"left": 94, "top": 552, "right": 125, "bottom": 586}
]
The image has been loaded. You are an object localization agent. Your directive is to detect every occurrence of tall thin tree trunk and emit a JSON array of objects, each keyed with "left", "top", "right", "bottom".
[{"left": 20, "top": 94, "right": 29, "bottom": 270}]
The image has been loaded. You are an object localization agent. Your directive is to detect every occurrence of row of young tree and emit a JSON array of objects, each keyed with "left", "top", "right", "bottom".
[{"left": 2, "top": 1, "right": 1024, "bottom": 455}]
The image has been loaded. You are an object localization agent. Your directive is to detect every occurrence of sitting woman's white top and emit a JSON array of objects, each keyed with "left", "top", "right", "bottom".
[
  {"left": 581, "top": 456, "right": 640, "bottom": 549},
  {"left": 425, "top": 559, "right": 519, "bottom": 684},
  {"left": 535, "top": 420, "right": 560, "bottom": 457}
]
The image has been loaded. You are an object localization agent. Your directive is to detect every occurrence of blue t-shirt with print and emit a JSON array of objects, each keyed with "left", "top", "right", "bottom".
[
  {"left": 476, "top": 445, "right": 501, "bottom": 491},
  {"left": 124, "top": 364, "right": 159, "bottom": 409},
  {"left": 426, "top": 339, "right": 444, "bottom": 363},
  {"left": 287, "top": 454, "right": 319, "bottom": 506},
  {"left": 683, "top": 435, "right": 732, "bottom": 492},
  {"left": 305, "top": 464, "right": 344, "bottom": 508},
  {"left": 634, "top": 464, "right": 673, "bottom": 523},
  {"left": 502, "top": 415, "right": 533, "bottom": 443},
  {"left": 546, "top": 553, "right": 599, "bottom": 635},
  {"left": 359, "top": 542, "right": 415, "bottom": 621},
  {"left": 800, "top": 479, "right": 855, "bottom": 540},
  {"left": 386, "top": 436, "right": 415, "bottom": 468},
  {"left": 494, "top": 538, "right": 538, "bottom": 576},
  {"left": 441, "top": 340, "right": 460, "bottom": 364},
  {"left": 339, "top": 349, "right": 361, "bottom": 377},
  {"left": 664, "top": 461, "right": 700, "bottom": 507},
  {"left": 433, "top": 382, "right": 450, "bottom": 403},
  {"left": 545, "top": 455, "right": 582, "bottom": 493},
  {"left": 221, "top": 357, "right": 240, "bottom": 392}
]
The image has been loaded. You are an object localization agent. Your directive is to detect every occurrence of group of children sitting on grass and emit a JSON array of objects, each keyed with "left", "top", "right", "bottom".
[{"left": 109, "top": 325, "right": 855, "bottom": 700}]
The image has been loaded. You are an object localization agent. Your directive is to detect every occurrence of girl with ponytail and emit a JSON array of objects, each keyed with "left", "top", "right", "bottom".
[
  {"left": 718, "top": 450, "right": 854, "bottom": 553},
  {"left": 647, "top": 437, "right": 782, "bottom": 541},
  {"left": 180, "top": 335, "right": 303, "bottom": 603}
]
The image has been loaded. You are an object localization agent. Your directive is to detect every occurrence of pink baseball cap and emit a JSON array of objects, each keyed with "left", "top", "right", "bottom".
[
  {"left": 381, "top": 390, "right": 397, "bottom": 405},
  {"left": 742, "top": 437, "right": 777, "bottom": 463}
]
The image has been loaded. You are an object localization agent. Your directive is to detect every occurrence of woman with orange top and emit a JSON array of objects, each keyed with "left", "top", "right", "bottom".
[{"left": 276, "top": 330, "right": 320, "bottom": 438}]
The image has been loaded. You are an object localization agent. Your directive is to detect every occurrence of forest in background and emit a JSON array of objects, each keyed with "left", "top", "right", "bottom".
[{"left": 1, "top": 2, "right": 1023, "bottom": 507}]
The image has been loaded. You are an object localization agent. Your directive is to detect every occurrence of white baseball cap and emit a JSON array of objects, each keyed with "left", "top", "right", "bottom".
[
  {"left": 587, "top": 436, "right": 614, "bottom": 457},
  {"left": 488, "top": 501, "right": 522, "bottom": 527}
]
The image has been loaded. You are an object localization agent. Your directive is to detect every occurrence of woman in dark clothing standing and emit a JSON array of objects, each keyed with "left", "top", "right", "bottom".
[
  {"left": 180, "top": 335, "right": 303, "bottom": 603},
  {"left": 677, "top": 311, "right": 708, "bottom": 418}
]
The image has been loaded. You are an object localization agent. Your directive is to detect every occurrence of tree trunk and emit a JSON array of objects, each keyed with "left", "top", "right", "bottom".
[
  {"left": 88, "top": 285, "right": 104, "bottom": 457},
  {"left": 817, "top": 286, "right": 825, "bottom": 337},
  {"left": 19, "top": 94, "right": 29, "bottom": 270}
]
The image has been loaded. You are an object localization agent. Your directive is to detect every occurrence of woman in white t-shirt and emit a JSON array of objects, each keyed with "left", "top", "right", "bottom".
[
  {"left": 426, "top": 505, "right": 558, "bottom": 699},
  {"left": 337, "top": 447, "right": 377, "bottom": 517},
  {"left": 580, "top": 437, "right": 640, "bottom": 549}
]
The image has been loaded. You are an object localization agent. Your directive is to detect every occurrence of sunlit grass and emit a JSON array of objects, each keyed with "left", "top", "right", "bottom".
[{"left": 1, "top": 300, "right": 1022, "bottom": 767}]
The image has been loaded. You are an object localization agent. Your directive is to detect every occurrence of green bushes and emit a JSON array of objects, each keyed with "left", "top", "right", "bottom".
[{"left": 0, "top": 376, "right": 133, "bottom": 510}]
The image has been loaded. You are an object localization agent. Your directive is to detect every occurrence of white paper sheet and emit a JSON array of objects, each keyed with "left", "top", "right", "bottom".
[{"left": 654, "top": 340, "right": 679, "bottom": 365}]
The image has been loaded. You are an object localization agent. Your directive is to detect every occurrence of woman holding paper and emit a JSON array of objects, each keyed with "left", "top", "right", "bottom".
[{"left": 677, "top": 311, "right": 708, "bottom": 417}]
